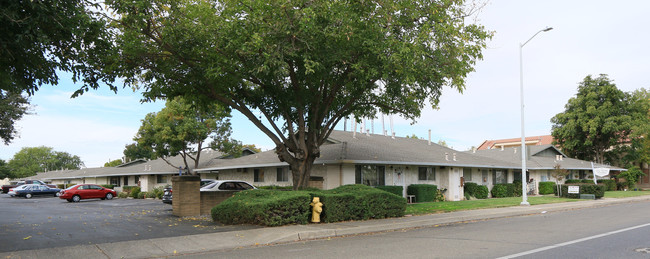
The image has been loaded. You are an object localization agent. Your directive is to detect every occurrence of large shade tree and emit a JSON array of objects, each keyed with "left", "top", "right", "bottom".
[
  {"left": 131, "top": 96, "right": 237, "bottom": 173},
  {"left": 1, "top": 0, "right": 113, "bottom": 144},
  {"left": 7, "top": 146, "right": 84, "bottom": 178},
  {"left": 551, "top": 75, "right": 649, "bottom": 165},
  {"left": 99, "top": 0, "right": 491, "bottom": 189}
]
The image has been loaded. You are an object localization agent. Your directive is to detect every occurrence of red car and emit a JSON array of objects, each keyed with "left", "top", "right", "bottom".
[{"left": 59, "top": 184, "right": 117, "bottom": 202}]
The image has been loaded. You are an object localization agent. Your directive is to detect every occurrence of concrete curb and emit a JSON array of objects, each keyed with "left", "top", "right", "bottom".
[{"left": 2, "top": 195, "right": 649, "bottom": 258}]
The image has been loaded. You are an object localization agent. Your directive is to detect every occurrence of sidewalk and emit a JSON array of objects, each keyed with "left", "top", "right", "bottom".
[{"left": 3, "top": 195, "right": 650, "bottom": 259}]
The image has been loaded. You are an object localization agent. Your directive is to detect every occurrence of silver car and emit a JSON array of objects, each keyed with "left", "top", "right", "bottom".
[{"left": 200, "top": 180, "right": 256, "bottom": 192}]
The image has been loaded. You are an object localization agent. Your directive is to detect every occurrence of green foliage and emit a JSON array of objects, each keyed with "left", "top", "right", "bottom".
[
  {"left": 556, "top": 184, "right": 606, "bottom": 199},
  {"left": 618, "top": 166, "right": 645, "bottom": 189},
  {"left": 129, "top": 96, "right": 236, "bottom": 174},
  {"left": 551, "top": 75, "right": 649, "bottom": 164},
  {"left": 103, "top": 159, "right": 122, "bottom": 167},
  {"left": 0, "top": 159, "right": 10, "bottom": 179},
  {"left": 118, "top": 192, "right": 129, "bottom": 198},
  {"left": 0, "top": 91, "right": 30, "bottom": 145},
  {"left": 123, "top": 186, "right": 141, "bottom": 198},
  {"left": 105, "top": 0, "right": 491, "bottom": 189},
  {"left": 101, "top": 184, "right": 115, "bottom": 189},
  {"left": 597, "top": 179, "right": 617, "bottom": 191},
  {"left": 7, "top": 146, "right": 84, "bottom": 178},
  {"left": 212, "top": 184, "right": 406, "bottom": 226},
  {"left": 150, "top": 186, "right": 165, "bottom": 199},
  {"left": 375, "top": 186, "right": 403, "bottom": 197},
  {"left": 407, "top": 184, "right": 437, "bottom": 203},
  {"left": 565, "top": 179, "right": 582, "bottom": 184},
  {"left": 434, "top": 189, "right": 446, "bottom": 202},
  {"left": 464, "top": 182, "right": 487, "bottom": 199},
  {"left": 491, "top": 184, "right": 518, "bottom": 198},
  {"left": 258, "top": 185, "right": 293, "bottom": 190},
  {"left": 137, "top": 192, "right": 147, "bottom": 199},
  {"left": 538, "top": 182, "right": 556, "bottom": 195},
  {"left": 146, "top": 192, "right": 156, "bottom": 198},
  {"left": 123, "top": 143, "right": 155, "bottom": 161}
]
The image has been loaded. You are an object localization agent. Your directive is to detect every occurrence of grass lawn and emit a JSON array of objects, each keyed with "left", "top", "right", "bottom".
[
  {"left": 405, "top": 196, "right": 577, "bottom": 215},
  {"left": 604, "top": 190, "right": 650, "bottom": 198}
]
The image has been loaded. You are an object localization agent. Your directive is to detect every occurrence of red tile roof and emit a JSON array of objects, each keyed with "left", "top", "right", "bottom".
[{"left": 477, "top": 135, "right": 554, "bottom": 150}]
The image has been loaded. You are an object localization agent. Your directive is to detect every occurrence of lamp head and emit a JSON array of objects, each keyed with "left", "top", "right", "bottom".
[{"left": 543, "top": 27, "right": 553, "bottom": 32}]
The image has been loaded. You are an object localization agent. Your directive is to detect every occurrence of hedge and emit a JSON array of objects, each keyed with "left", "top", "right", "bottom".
[
  {"left": 211, "top": 184, "right": 406, "bottom": 226},
  {"left": 555, "top": 184, "right": 606, "bottom": 199},
  {"left": 538, "top": 182, "right": 556, "bottom": 195},
  {"left": 491, "top": 183, "right": 518, "bottom": 198},
  {"left": 564, "top": 179, "right": 582, "bottom": 184},
  {"left": 464, "top": 182, "right": 488, "bottom": 199},
  {"left": 101, "top": 184, "right": 115, "bottom": 189},
  {"left": 375, "top": 186, "right": 403, "bottom": 197},
  {"left": 597, "top": 179, "right": 616, "bottom": 191},
  {"left": 407, "top": 184, "right": 437, "bottom": 202}
]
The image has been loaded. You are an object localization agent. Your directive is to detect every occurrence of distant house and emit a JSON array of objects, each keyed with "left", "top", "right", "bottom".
[{"left": 477, "top": 135, "right": 553, "bottom": 150}]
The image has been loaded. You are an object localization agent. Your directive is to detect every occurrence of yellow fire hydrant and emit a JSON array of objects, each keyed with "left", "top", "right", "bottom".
[{"left": 310, "top": 197, "right": 323, "bottom": 223}]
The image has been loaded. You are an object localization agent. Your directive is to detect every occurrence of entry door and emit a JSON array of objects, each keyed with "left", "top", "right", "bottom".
[
  {"left": 449, "top": 168, "right": 461, "bottom": 201},
  {"left": 392, "top": 168, "right": 405, "bottom": 197}
]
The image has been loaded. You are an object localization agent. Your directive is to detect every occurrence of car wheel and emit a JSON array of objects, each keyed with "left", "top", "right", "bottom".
[
  {"left": 25, "top": 193, "right": 32, "bottom": 199},
  {"left": 66, "top": 199, "right": 73, "bottom": 202},
  {"left": 72, "top": 195, "right": 81, "bottom": 202},
  {"left": 105, "top": 193, "right": 114, "bottom": 200}
]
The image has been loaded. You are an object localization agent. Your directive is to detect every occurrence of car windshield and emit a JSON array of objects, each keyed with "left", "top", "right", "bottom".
[
  {"left": 65, "top": 184, "right": 81, "bottom": 190},
  {"left": 201, "top": 182, "right": 218, "bottom": 189}
]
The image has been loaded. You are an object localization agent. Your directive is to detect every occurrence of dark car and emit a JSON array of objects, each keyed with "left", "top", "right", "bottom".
[
  {"left": 59, "top": 184, "right": 117, "bottom": 202},
  {"left": 15, "top": 185, "right": 62, "bottom": 199},
  {"left": 162, "top": 179, "right": 217, "bottom": 204}
]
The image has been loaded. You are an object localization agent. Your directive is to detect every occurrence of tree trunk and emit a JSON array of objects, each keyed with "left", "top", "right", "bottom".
[{"left": 289, "top": 153, "right": 317, "bottom": 190}]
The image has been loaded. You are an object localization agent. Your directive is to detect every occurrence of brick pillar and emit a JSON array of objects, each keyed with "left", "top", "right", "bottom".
[{"left": 172, "top": 175, "right": 200, "bottom": 217}]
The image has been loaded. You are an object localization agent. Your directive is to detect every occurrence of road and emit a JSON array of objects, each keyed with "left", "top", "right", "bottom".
[
  {"left": 177, "top": 200, "right": 650, "bottom": 258},
  {"left": 0, "top": 194, "right": 257, "bottom": 252}
]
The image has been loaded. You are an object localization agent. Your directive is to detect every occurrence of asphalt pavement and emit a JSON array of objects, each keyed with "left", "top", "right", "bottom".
[{"left": 2, "top": 195, "right": 650, "bottom": 259}]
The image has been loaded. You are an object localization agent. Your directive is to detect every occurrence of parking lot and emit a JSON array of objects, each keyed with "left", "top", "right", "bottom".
[{"left": 0, "top": 194, "right": 257, "bottom": 253}]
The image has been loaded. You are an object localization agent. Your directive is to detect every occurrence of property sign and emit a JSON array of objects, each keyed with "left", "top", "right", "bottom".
[{"left": 568, "top": 186, "right": 580, "bottom": 194}]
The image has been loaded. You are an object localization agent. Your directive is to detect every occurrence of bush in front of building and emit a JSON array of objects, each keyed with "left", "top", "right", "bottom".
[
  {"left": 258, "top": 185, "right": 294, "bottom": 190},
  {"left": 374, "top": 185, "right": 403, "bottom": 197},
  {"left": 118, "top": 192, "right": 129, "bottom": 198},
  {"left": 101, "top": 184, "right": 115, "bottom": 189},
  {"left": 126, "top": 186, "right": 141, "bottom": 198},
  {"left": 597, "top": 179, "right": 616, "bottom": 191},
  {"left": 137, "top": 191, "right": 147, "bottom": 199},
  {"left": 212, "top": 189, "right": 312, "bottom": 226},
  {"left": 564, "top": 179, "right": 582, "bottom": 184},
  {"left": 491, "top": 183, "right": 517, "bottom": 198},
  {"left": 463, "top": 182, "right": 488, "bottom": 199},
  {"left": 555, "top": 184, "right": 606, "bottom": 199},
  {"left": 407, "top": 184, "right": 437, "bottom": 202},
  {"left": 150, "top": 186, "right": 164, "bottom": 199},
  {"left": 211, "top": 184, "right": 406, "bottom": 226},
  {"left": 538, "top": 182, "right": 556, "bottom": 195}
]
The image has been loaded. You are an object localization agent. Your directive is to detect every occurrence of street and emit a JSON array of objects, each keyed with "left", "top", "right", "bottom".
[{"left": 177, "top": 200, "right": 650, "bottom": 259}]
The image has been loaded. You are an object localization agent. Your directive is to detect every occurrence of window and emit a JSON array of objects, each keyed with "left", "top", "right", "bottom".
[
  {"left": 254, "top": 169, "right": 264, "bottom": 182},
  {"left": 277, "top": 167, "right": 289, "bottom": 182},
  {"left": 463, "top": 168, "right": 472, "bottom": 181},
  {"left": 418, "top": 167, "right": 436, "bottom": 181},
  {"left": 123, "top": 176, "right": 129, "bottom": 186},
  {"left": 492, "top": 170, "right": 506, "bottom": 184},
  {"left": 110, "top": 177, "right": 120, "bottom": 187},
  {"left": 156, "top": 175, "right": 167, "bottom": 184},
  {"left": 579, "top": 170, "right": 586, "bottom": 179},
  {"left": 355, "top": 165, "right": 385, "bottom": 186}
]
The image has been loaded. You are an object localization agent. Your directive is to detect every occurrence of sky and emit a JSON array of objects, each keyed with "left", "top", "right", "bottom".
[{"left": 2, "top": 0, "right": 650, "bottom": 168}]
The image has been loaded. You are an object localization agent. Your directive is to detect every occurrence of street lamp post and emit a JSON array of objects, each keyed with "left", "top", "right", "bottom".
[{"left": 519, "top": 27, "right": 552, "bottom": 206}]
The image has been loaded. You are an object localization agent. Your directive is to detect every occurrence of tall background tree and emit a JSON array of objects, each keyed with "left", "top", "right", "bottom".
[
  {"left": 551, "top": 74, "right": 649, "bottom": 166},
  {"left": 101, "top": 0, "right": 491, "bottom": 189},
  {"left": 130, "top": 96, "right": 238, "bottom": 173},
  {"left": 0, "top": 0, "right": 113, "bottom": 144},
  {"left": 7, "top": 146, "right": 84, "bottom": 178}
]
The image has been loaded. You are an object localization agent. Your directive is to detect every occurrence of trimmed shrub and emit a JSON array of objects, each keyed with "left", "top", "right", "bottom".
[
  {"left": 616, "top": 181, "right": 628, "bottom": 190},
  {"left": 474, "top": 185, "right": 489, "bottom": 199},
  {"left": 137, "top": 191, "right": 147, "bottom": 199},
  {"left": 146, "top": 192, "right": 156, "bottom": 198},
  {"left": 258, "top": 185, "right": 293, "bottom": 190},
  {"left": 597, "top": 179, "right": 616, "bottom": 191},
  {"left": 491, "top": 183, "right": 518, "bottom": 198},
  {"left": 464, "top": 182, "right": 478, "bottom": 198},
  {"left": 101, "top": 184, "right": 115, "bottom": 189},
  {"left": 118, "top": 192, "right": 129, "bottom": 198},
  {"left": 129, "top": 186, "right": 141, "bottom": 198},
  {"left": 538, "top": 182, "right": 556, "bottom": 195},
  {"left": 211, "top": 184, "right": 407, "bottom": 226},
  {"left": 557, "top": 184, "right": 606, "bottom": 199},
  {"left": 407, "top": 184, "right": 437, "bottom": 202},
  {"left": 375, "top": 186, "right": 403, "bottom": 197},
  {"left": 565, "top": 179, "right": 582, "bottom": 184},
  {"left": 150, "top": 186, "right": 164, "bottom": 199},
  {"left": 581, "top": 179, "right": 593, "bottom": 184}
]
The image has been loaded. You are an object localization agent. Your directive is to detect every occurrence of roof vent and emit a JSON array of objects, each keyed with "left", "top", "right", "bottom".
[
  {"left": 391, "top": 132, "right": 395, "bottom": 139},
  {"left": 428, "top": 129, "right": 432, "bottom": 146},
  {"left": 453, "top": 153, "right": 457, "bottom": 161},
  {"left": 445, "top": 152, "right": 449, "bottom": 161},
  {"left": 501, "top": 146, "right": 504, "bottom": 151},
  {"left": 514, "top": 148, "right": 517, "bottom": 154}
]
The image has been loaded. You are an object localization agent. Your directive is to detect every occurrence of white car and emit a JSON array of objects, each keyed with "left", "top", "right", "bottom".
[
  {"left": 200, "top": 180, "right": 256, "bottom": 192},
  {"left": 7, "top": 184, "right": 39, "bottom": 197}
]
